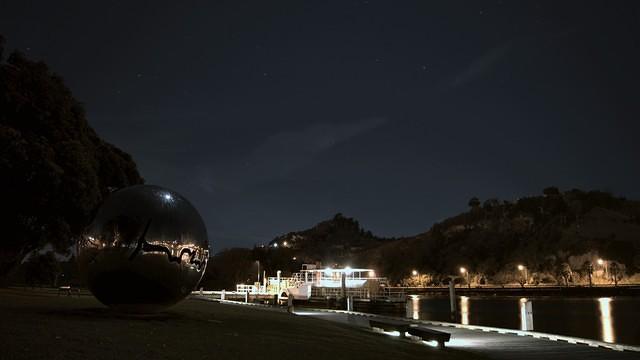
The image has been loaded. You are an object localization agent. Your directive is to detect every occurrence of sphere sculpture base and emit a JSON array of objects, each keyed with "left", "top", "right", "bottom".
[{"left": 78, "top": 185, "right": 209, "bottom": 313}]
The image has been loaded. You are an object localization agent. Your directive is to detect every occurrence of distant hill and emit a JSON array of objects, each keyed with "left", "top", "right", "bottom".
[
  {"left": 202, "top": 188, "right": 640, "bottom": 289},
  {"left": 268, "top": 213, "right": 390, "bottom": 263}
]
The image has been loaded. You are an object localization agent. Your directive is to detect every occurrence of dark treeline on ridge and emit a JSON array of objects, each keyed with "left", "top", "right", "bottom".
[{"left": 201, "top": 188, "right": 640, "bottom": 290}]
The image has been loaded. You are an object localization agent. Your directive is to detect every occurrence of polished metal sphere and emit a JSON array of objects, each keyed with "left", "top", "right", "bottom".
[{"left": 78, "top": 185, "right": 209, "bottom": 312}]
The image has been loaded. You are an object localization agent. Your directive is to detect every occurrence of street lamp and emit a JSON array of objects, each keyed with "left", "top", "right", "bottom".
[
  {"left": 412, "top": 269, "right": 418, "bottom": 276},
  {"left": 597, "top": 258, "right": 608, "bottom": 281},
  {"left": 517, "top": 264, "right": 528, "bottom": 286},
  {"left": 460, "top": 267, "right": 470, "bottom": 288}
]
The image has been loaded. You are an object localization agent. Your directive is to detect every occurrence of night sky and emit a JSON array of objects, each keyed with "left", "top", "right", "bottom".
[{"left": 2, "top": 1, "right": 639, "bottom": 250}]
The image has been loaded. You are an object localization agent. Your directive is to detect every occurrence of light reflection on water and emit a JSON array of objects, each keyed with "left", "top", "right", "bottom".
[
  {"left": 460, "top": 296, "right": 469, "bottom": 325},
  {"left": 407, "top": 295, "right": 631, "bottom": 345},
  {"left": 411, "top": 295, "right": 420, "bottom": 320},
  {"left": 598, "top": 297, "right": 615, "bottom": 343}
]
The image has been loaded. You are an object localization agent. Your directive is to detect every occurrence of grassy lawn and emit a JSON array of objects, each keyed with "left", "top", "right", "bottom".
[{"left": 0, "top": 288, "right": 484, "bottom": 360}]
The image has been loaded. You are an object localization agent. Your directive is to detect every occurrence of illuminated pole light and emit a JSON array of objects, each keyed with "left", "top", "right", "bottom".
[
  {"left": 345, "top": 266, "right": 353, "bottom": 275},
  {"left": 412, "top": 269, "right": 418, "bottom": 276},
  {"left": 597, "top": 258, "right": 608, "bottom": 281},
  {"left": 460, "top": 267, "right": 470, "bottom": 288},
  {"left": 368, "top": 270, "right": 376, "bottom": 277},
  {"left": 283, "top": 241, "right": 288, "bottom": 247},
  {"left": 517, "top": 264, "right": 528, "bottom": 286},
  {"left": 520, "top": 297, "right": 534, "bottom": 331}
]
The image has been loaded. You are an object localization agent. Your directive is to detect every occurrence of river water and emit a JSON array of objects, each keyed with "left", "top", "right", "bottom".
[{"left": 405, "top": 295, "right": 640, "bottom": 346}]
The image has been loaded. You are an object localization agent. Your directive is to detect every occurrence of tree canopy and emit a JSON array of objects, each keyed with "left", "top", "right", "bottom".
[{"left": 0, "top": 35, "right": 143, "bottom": 277}]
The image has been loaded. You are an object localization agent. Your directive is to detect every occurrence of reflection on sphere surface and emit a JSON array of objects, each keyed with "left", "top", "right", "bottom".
[{"left": 78, "top": 185, "right": 209, "bottom": 312}]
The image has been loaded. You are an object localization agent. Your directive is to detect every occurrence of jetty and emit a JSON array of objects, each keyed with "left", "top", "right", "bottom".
[{"left": 290, "top": 307, "right": 640, "bottom": 359}]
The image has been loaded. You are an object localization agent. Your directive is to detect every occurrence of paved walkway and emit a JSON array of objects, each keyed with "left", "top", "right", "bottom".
[{"left": 292, "top": 308, "right": 640, "bottom": 360}]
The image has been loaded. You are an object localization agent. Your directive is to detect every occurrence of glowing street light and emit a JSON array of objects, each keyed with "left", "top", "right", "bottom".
[
  {"left": 368, "top": 270, "right": 376, "bottom": 277},
  {"left": 517, "top": 264, "right": 528, "bottom": 286},
  {"left": 283, "top": 241, "right": 288, "bottom": 247},
  {"left": 460, "top": 267, "right": 470, "bottom": 288},
  {"left": 597, "top": 258, "right": 608, "bottom": 280},
  {"left": 412, "top": 269, "right": 418, "bottom": 276}
]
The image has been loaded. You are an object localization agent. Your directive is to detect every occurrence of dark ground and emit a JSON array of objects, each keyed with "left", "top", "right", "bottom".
[{"left": 0, "top": 288, "right": 483, "bottom": 360}]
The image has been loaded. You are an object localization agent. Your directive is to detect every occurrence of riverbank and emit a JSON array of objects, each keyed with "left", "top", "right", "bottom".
[
  {"left": 398, "top": 284, "right": 640, "bottom": 297},
  {"left": 0, "top": 288, "right": 480, "bottom": 360}
]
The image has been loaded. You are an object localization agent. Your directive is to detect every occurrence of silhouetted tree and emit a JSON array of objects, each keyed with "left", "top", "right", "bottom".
[
  {"left": 558, "top": 263, "right": 572, "bottom": 286},
  {"left": 543, "top": 186, "right": 560, "bottom": 197},
  {"left": 468, "top": 197, "right": 481, "bottom": 209},
  {"left": 0, "top": 35, "right": 143, "bottom": 279},
  {"left": 582, "top": 261, "right": 593, "bottom": 287},
  {"left": 24, "top": 252, "right": 61, "bottom": 287},
  {"left": 609, "top": 261, "right": 622, "bottom": 287}
]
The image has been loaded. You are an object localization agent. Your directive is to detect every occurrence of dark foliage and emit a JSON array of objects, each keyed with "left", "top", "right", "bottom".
[
  {"left": 23, "top": 252, "right": 61, "bottom": 287},
  {"left": 199, "top": 249, "right": 257, "bottom": 290},
  {"left": 0, "top": 35, "right": 143, "bottom": 278}
]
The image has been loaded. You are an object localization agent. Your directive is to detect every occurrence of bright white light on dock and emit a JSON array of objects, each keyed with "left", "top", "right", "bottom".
[
  {"left": 447, "top": 338, "right": 482, "bottom": 348},
  {"left": 422, "top": 340, "right": 439, "bottom": 347},
  {"left": 368, "top": 270, "right": 376, "bottom": 277},
  {"left": 345, "top": 266, "right": 352, "bottom": 275},
  {"left": 519, "top": 298, "right": 533, "bottom": 331},
  {"left": 273, "top": 243, "right": 278, "bottom": 248},
  {"left": 598, "top": 297, "right": 615, "bottom": 343}
]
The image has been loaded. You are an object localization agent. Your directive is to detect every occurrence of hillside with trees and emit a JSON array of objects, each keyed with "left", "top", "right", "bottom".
[
  {"left": 365, "top": 188, "right": 640, "bottom": 285},
  {"left": 203, "top": 188, "right": 640, "bottom": 289}
]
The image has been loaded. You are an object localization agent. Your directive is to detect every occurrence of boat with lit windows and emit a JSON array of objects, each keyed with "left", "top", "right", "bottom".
[{"left": 282, "top": 264, "right": 388, "bottom": 300}]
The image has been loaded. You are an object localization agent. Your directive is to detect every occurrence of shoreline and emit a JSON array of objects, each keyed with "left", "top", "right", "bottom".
[{"left": 394, "top": 284, "right": 640, "bottom": 297}]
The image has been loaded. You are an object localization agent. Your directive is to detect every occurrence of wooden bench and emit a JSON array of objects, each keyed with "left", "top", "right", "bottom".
[
  {"left": 368, "top": 319, "right": 410, "bottom": 338},
  {"left": 57, "top": 286, "right": 80, "bottom": 297},
  {"left": 407, "top": 326, "right": 451, "bottom": 348}
]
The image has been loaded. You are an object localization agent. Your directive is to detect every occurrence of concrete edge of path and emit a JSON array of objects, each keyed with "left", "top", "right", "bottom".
[{"left": 300, "top": 307, "right": 640, "bottom": 353}]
